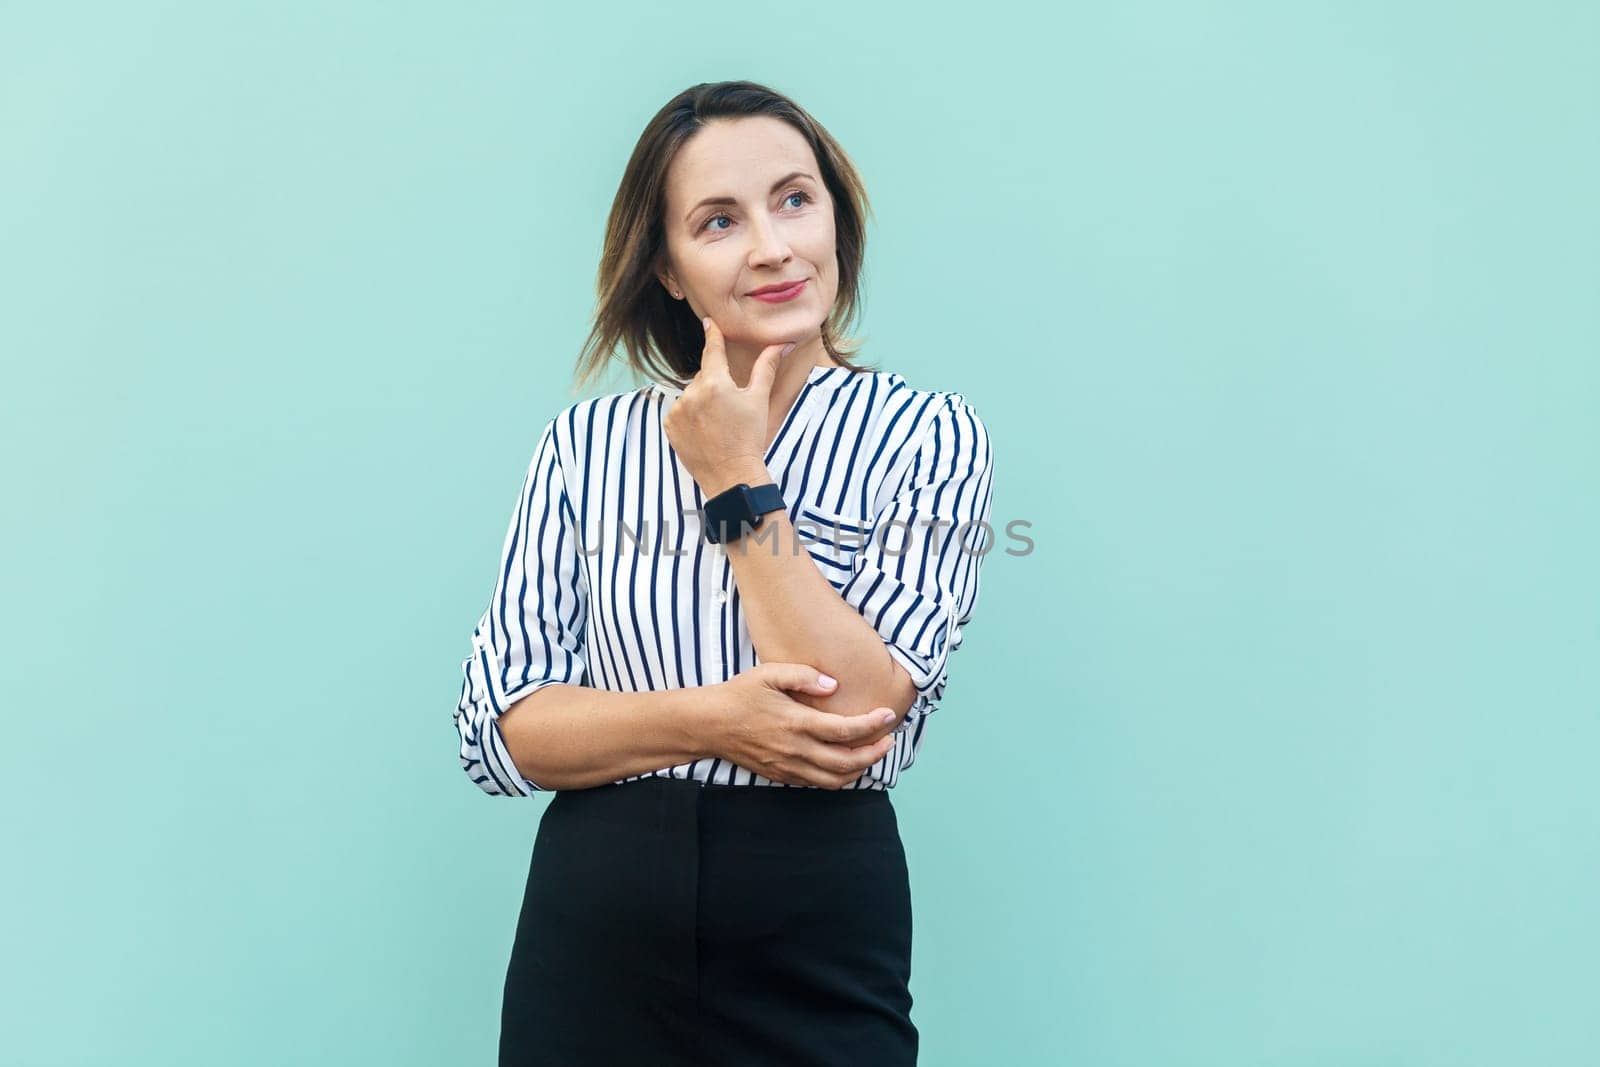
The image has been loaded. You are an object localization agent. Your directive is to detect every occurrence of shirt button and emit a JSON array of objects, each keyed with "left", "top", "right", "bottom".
[{"left": 713, "top": 590, "right": 727, "bottom": 604}]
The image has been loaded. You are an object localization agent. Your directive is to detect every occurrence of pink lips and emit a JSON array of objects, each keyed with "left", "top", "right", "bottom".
[{"left": 748, "top": 279, "right": 807, "bottom": 303}]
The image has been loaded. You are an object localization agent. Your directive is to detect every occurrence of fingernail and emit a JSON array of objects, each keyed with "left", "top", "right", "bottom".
[
  {"left": 781, "top": 342, "right": 796, "bottom": 357},
  {"left": 879, "top": 710, "right": 895, "bottom": 725},
  {"left": 701, "top": 316, "right": 710, "bottom": 330},
  {"left": 818, "top": 673, "right": 837, "bottom": 688}
]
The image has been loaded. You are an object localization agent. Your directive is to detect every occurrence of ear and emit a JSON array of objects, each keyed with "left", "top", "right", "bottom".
[{"left": 655, "top": 268, "right": 680, "bottom": 300}]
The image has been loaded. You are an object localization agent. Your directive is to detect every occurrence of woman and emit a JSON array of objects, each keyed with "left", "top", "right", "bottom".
[{"left": 454, "top": 80, "right": 995, "bottom": 1066}]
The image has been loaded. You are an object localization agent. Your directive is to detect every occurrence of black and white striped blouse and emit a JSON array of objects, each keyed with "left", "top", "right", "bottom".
[{"left": 455, "top": 363, "right": 994, "bottom": 794}]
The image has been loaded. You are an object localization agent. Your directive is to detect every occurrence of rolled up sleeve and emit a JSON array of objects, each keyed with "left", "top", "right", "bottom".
[
  {"left": 454, "top": 416, "right": 589, "bottom": 796},
  {"left": 837, "top": 395, "right": 995, "bottom": 713}
]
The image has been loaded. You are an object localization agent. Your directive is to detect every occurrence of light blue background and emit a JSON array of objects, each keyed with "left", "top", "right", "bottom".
[{"left": 3, "top": 2, "right": 1596, "bottom": 1064}]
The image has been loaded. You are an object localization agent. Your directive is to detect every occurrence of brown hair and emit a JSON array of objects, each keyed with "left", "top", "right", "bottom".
[{"left": 572, "top": 80, "right": 877, "bottom": 395}]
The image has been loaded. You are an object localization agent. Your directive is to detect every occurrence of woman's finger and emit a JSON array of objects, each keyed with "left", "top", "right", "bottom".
[
  {"left": 801, "top": 706, "right": 897, "bottom": 746},
  {"left": 800, "top": 733, "right": 897, "bottom": 780},
  {"left": 699, "top": 316, "right": 729, "bottom": 379},
  {"left": 758, "top": 662, "right": 840, "bottom": 697}
]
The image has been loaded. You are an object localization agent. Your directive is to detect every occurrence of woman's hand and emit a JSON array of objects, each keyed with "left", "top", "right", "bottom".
[
  {"left": 707, "top": 663, "right": 900, "bottom": 790},
  {"left": 662, "top": 316, "right": 795, "bottom": 494}
]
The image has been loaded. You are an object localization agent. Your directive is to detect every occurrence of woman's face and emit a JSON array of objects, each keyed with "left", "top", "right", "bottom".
[{"left": 657, "top": 116, "right": 839, "bottom": 353}]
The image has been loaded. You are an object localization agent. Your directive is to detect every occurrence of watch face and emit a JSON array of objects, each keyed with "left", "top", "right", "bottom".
[{"left": 704, "top": 482, "right": 782, "bottom": 545}]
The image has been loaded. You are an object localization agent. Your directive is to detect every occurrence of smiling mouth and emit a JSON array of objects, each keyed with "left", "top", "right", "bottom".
[{"left": 747, "top": 279, "right": 808, "bottom": 302}]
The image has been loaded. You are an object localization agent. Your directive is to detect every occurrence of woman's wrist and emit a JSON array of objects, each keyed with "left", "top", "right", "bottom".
[
  {"left": 698, "top": 457, "right": 772, "bottom": 499},
  {"left": 669, "top": 682, "right": 733, "bottom": 761}
]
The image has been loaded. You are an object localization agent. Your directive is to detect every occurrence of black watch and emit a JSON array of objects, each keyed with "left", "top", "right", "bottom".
[{"left": 702, "top": 482, "right": 786, "bottom": 545}]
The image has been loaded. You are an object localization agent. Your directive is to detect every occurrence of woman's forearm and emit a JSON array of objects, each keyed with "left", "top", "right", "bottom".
[
  {"left": 710, "top": 466, "right": 916, "bottom": 719},
  {"left": 497, "top": 683, "right": 723, "bottom": 791}
]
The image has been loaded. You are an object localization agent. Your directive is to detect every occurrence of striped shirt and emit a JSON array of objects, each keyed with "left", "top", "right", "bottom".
[{"left": 454, "top": 363, "right": 995, "bottom": 794}]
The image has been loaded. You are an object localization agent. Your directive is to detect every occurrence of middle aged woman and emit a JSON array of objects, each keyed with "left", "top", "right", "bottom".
[{"left": 455, "top": 79, "right": 996, "bottom": 1066}]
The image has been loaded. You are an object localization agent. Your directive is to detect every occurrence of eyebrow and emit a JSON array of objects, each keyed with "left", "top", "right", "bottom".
[{"left": 685, "top": 171, "right": 817, "bottom": 225}]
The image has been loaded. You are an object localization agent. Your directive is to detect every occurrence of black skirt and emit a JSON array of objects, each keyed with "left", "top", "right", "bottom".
[{"left": 498, "top": 776, "right": 918, "bottom": 1066}]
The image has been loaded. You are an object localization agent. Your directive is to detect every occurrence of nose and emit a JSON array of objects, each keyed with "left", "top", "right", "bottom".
[{"left": 746, "top": 216, "right": 793, "bottom": 270}]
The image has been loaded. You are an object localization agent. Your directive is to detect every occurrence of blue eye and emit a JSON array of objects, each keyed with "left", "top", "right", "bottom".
[{"left": 701, "top": 189, "right": 813, "bottom": 233}]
